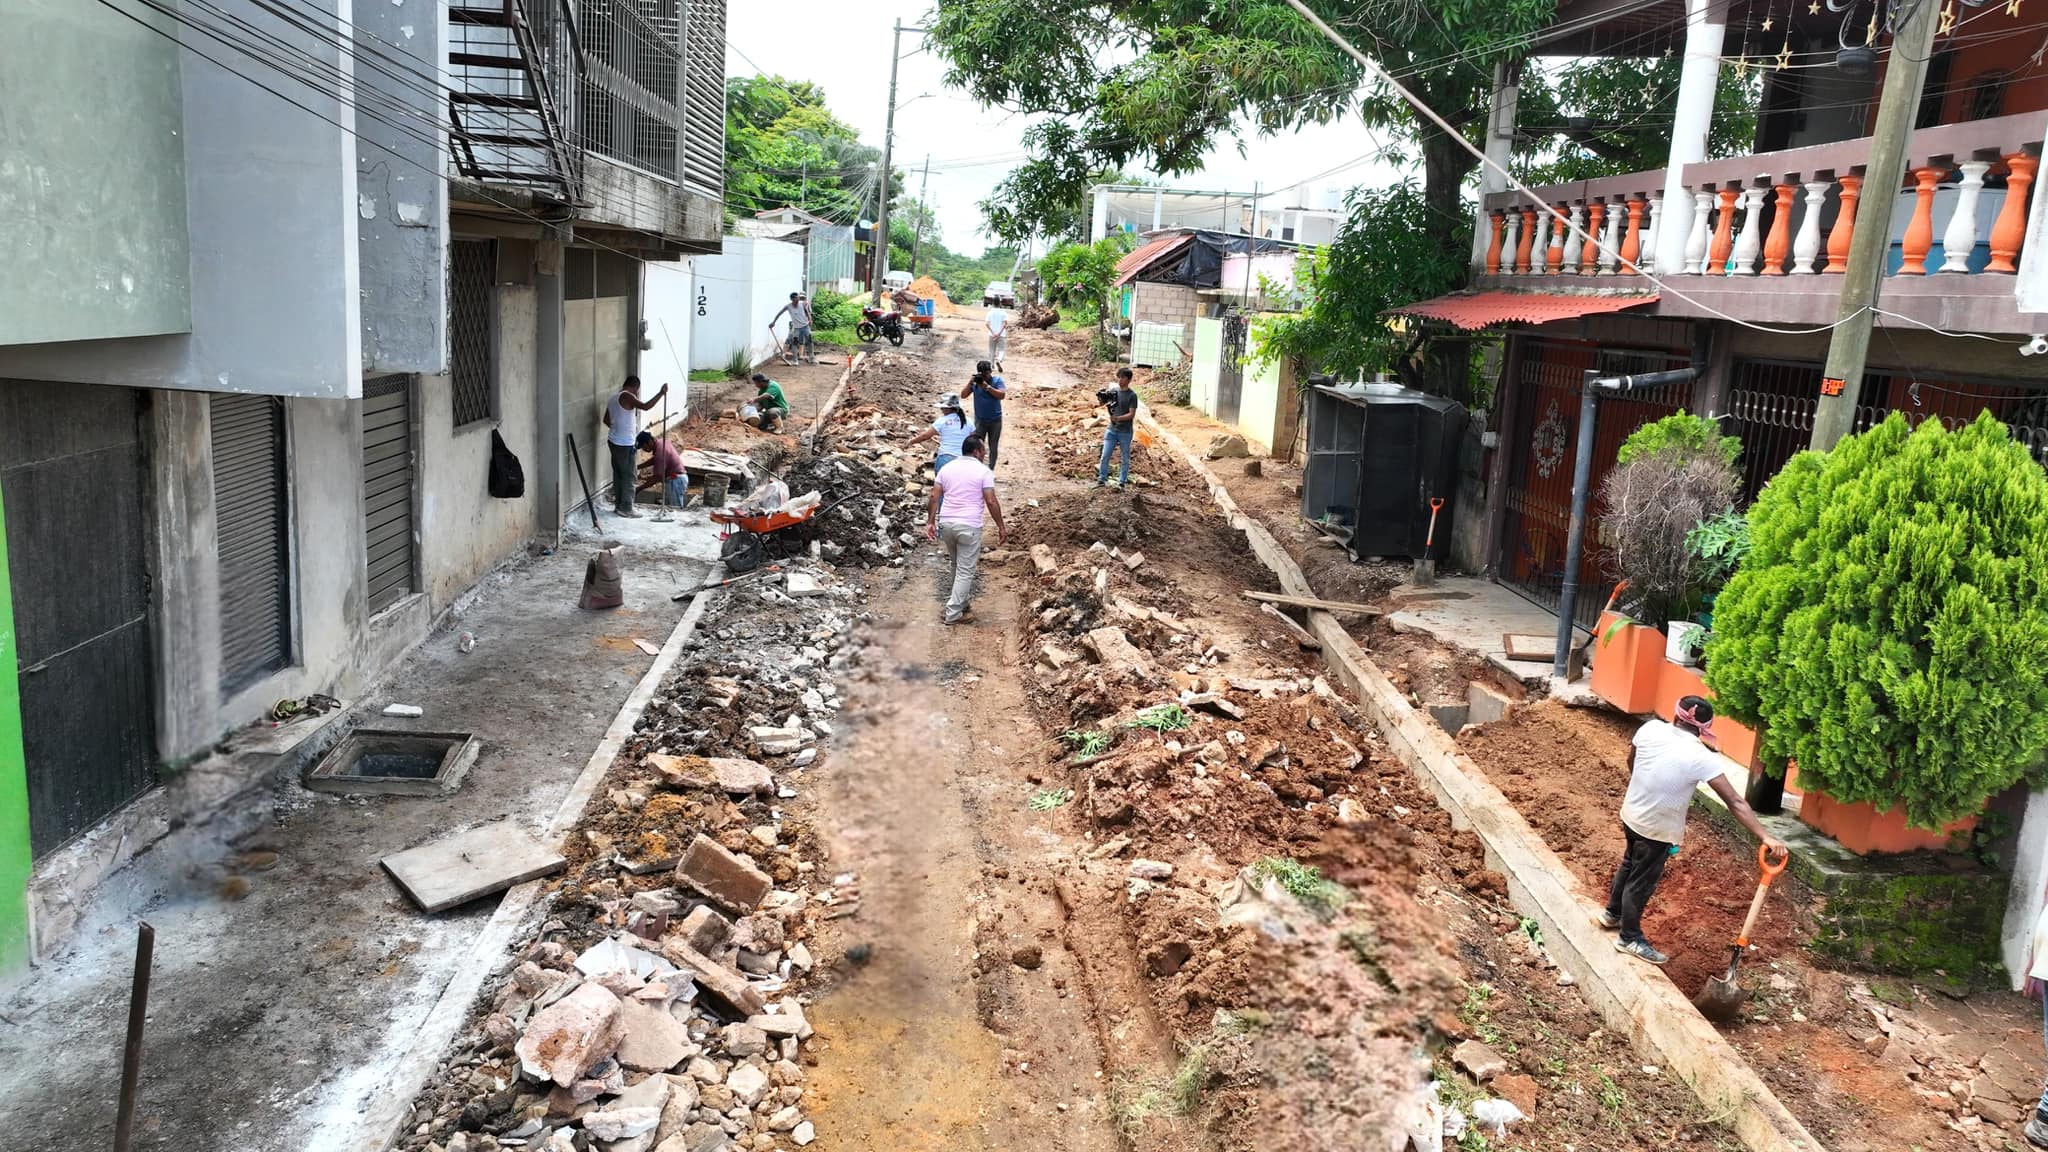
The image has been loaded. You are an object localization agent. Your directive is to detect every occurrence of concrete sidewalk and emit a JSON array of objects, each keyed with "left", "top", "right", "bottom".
[{"left": 0, "top": 519, "right": 717, "bottom": 1152}]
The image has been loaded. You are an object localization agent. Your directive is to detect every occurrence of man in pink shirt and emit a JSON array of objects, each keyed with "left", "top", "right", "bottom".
[{"left": 925, "top": 431, "right": 1007, "bottom": 624}]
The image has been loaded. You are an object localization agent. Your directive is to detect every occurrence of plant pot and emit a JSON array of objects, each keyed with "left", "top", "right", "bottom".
[
  {"left": 1798, "top": 787, "right": 1977, "bottom": 857},
  {"left": 1589, "top": 612, "right": 1665, "bottom": 714},
  {"left": 1652, "top": 662, "right": 1762, "bottom": 770}
]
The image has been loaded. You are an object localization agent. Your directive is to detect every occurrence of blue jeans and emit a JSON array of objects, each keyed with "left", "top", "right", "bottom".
[
  {"left": 935, "top": 453, "right": 958, "bottom": 473},
  {"left": 2037, "top": 995, "right": 2048, "bottom": 1123},
  {"left": 663, "top": 477, "right": 688, "bottom": 507},
  {"left": 1098, "top": 426, "right": 1133, "bottom": 485}
]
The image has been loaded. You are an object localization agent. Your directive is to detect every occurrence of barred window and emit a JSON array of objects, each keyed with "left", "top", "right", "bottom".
[{"left": 451, "top": 238, "right": 497, "bottom": 428}]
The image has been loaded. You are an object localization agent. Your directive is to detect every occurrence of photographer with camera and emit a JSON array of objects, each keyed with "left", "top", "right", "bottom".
[
  {"left": 1095, "top": 366, "right": 1140, "bottom": 488},
  {"left": 959, "top": 360, "right": 1008, "bottom": 469}
]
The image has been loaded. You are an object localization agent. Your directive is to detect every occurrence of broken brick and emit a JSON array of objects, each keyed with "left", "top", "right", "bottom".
[{"left": 677, "top": 834, "right": 772, "bottom": 912}]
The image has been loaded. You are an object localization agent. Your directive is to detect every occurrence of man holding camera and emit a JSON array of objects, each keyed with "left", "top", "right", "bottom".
[
  {"left": 1096, "top": 367, "right": 1139, "bottom": 488},
  {"left": 960, "top": 359, "right": 1007, "bottom": 470}
]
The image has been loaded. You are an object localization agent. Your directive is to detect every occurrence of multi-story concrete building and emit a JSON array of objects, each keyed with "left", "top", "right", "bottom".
[{"left": 0, "top": 0, "right": 726, "bottom": 970}]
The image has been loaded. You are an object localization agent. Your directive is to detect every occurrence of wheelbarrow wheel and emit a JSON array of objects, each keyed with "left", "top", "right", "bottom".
[{"left": 721, "top": 530, "right": 765, "bottom": 573}]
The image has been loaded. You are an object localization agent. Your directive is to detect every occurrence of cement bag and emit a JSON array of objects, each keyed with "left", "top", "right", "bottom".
[{"left": 579, "top": 548, "right": 624, "bottom": 609}]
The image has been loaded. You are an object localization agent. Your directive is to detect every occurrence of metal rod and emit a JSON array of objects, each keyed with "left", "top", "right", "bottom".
[
  {"left": 1553, "top": 372, "right": 1603, "bottom": 679},
  {"left": 113, "top": 921, "right": 154, "bottom": 1152},
  {"left": 566, "top": 432, "right": 601, "bottom": 531}
]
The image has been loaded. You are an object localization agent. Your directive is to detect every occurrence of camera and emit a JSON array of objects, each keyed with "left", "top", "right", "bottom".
[{"left": 1096, "top": 387, "right": 1119, "bottom": 405}]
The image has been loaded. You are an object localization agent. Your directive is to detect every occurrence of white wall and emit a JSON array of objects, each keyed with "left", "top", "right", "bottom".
[
  {"left": 2003, "top": 790, "right": 2048, "bottom": 988},
  {"left": 644, "top": 260, "right": 696, "bottom": 418},
  {"left": 690, "top": 237, "right": 806, "bottom": 371}
]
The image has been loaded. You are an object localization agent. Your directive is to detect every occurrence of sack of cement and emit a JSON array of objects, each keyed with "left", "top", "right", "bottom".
[{"left": 580, "top": 548, "right": 624, "bottom": 610}]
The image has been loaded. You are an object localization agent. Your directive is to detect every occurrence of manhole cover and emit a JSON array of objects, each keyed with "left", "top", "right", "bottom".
[{"left": 306, "top": 729, "right": 481, "bottom": 796}]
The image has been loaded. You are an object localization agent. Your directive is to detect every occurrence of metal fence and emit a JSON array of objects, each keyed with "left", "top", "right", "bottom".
[
  {"left": 577, "top": 0, "right": 684, "bottom": 180},
  {"left": 450, "top": 239, "right": 497, "bottom": 427}
]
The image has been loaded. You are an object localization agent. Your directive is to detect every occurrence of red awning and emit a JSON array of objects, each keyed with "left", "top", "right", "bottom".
[
  {"left": 1113, "top": 234, "right": 1194, "bottom": 287},
  {"left": 1392, "top": 290, "right": 1659, "bottom": 330}
]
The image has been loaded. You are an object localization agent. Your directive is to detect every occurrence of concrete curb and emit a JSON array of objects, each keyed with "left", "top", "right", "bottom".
[
  {"left": 1139, "top": 408, "right": 1826, "bottom": 1152},
  {"left": 802, "top": 351, "right": 864, "bottom": 455},
  {"left": 343, "top": 571, "right": 723, "bottom": 1152}
]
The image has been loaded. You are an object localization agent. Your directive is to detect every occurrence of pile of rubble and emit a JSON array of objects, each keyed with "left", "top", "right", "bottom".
[
  {"left": 843, "top": 349, "right": 945, "bottom": 414},
  {"left": 396, "top": 565, "right": 863, "bottom": 1152},
  {"left": 1015, "top": 302, "right": 1059, "bottom": 329},
  {"left": 786, "top": 405, "right": 936, "bottom": 568}
]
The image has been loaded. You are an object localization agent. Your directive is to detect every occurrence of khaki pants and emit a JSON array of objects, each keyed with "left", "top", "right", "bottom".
[{"left": 939, "top": 521, "right": 983, "bottom": 620}]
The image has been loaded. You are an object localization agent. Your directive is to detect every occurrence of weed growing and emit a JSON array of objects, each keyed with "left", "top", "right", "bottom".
[{"left": 1249, "top": 857, "right": 1351, "bottom": 920}]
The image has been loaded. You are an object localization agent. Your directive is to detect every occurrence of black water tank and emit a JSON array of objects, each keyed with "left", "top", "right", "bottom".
[{"left": 1301, "top": 382, "right": 1467, "bottom": 561}]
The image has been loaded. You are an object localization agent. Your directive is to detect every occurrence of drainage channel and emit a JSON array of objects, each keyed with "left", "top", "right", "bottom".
[{"left": 305, "top": 729, "right": 482, "bottom": 796}]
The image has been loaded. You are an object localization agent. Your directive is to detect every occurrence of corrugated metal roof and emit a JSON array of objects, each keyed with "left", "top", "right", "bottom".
[
  {"left": 1113, "top": 234, "right": 1194, "bottom": 286},
  {"left": 1391, "top": 290, "right": 1659, "bottom": 330}
]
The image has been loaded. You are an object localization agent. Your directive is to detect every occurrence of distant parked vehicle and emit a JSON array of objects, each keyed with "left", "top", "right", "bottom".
[
  {"left": 982, "top": 280, "right": 1017, "bottom": 307},
  {"left": 883, "top": 270, "right": 914, "bottom": 293}
]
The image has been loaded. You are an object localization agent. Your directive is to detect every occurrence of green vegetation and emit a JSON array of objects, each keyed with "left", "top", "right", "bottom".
[
  {"left": 723, "top": 76, "right": 889, "bottom": 227},
  {"left": 1126, "top": 703, "right": 1192, "bottom": 733},
  {"left": 688, "top": 368, "right": 730, "bottom": 384},
  {"left": 1028, "top": 788, "right": 1073, "bottom": 811},
  {"left": 1212, "top": 1007, "right": 1271, "bottom": 1035},
  {"left": 1706, "top": 413, "right": 2048, "bottom": 828},
  {"left": 807, "top": 288, "right": 866, "bottom": 349},
  {"left": 1248, "top": 857, "right": 1350, "bottom": 920},
  {"left": 1107, "top": 1047, "right": 1208, "bottom": 1135},
  {"left": 1037, "top": 234, "right": 1136, "bottom": 325},
  {"left": 1600, "top": 412, "right": 1742, "bottom": 626},
  {"left": 1062, "top": 729, "right": 1111, "bottom": 758},
  {"left": 723, "top": 348, "right": 754, "bottom": 380},
  {"left": 1617, "top": 412, "right": 1742, "bottom": 468}
]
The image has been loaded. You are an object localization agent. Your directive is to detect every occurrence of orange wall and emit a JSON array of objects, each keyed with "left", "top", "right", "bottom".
[{"left": 1861, "top": 10, "right": 2048, "bottom": 131}]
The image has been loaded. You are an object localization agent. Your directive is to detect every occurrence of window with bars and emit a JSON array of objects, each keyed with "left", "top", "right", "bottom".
[{"left": 450, "top": 237, "right": 497, "bottom": 428}]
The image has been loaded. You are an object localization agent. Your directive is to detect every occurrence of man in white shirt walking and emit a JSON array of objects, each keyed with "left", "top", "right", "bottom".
[
  {"left": 985, "top": 305, "right": 1008, "bottom": 371},
  {"left": 1598, "top": 695, "right": 1786, "bottom": 965},
  {"left": 602, "top": 375, "right": 668, "bottom": 518},
  {"left": 771, "top": 292, "right": 815, "bottom": 364},
  {"left": 924, "top": 431, "right": 1006, "bottom": 625}
]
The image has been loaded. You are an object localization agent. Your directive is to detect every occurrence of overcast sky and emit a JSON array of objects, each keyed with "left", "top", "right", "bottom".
[{"left": 725, "top": 0, "right": 1403, "bottom": 254}]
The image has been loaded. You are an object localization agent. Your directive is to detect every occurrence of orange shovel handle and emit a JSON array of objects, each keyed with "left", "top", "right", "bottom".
[{"left": 1734, "top": 844, "right": 1790, "bottom": 948}]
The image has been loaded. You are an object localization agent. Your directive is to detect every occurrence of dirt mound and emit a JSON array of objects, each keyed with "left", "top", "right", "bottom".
[
  {"left": 907, "top": 276, "right": 959, "bottom": 315},
  {"left": 669, "top": 412, "right": 791, "bottom": 475},
  {"left": 782, "top": 404, "right": 935, "bottom": 567},
  {"left": 1006, "top": 326, "right": 1092, "bottom": 372},
  {"left": 1012, "top": 487, "right": 1275, "bottom": 594},
  {"left": 845, "top": 349, "right": 951, "bottom": 418},
  {"left": 1017, "top": 303, "right": 1059, "bottom": 329}
]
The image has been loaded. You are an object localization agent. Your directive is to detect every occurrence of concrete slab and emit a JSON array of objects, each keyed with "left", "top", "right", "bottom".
[
  {"left": 231, "top": 700, "right": 350, "bottom": 756},
  {"left": 1381, "top": 577, "right": 1597, "bottom": 698},
  {"left": 381, "top": 820, "right": 566, "bottom": 913}
]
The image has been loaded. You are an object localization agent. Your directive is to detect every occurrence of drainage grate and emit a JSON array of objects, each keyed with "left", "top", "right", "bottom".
[{"left": 306, "top": 730, "right": 481, "bottom": 796}]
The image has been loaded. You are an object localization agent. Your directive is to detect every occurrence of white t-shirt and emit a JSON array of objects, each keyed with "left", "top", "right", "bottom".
[
  {"left": 606, "top": 390, "right": 639, "bottom": 447},
  {"left": 986, "top": 308, "right": 1008, "bottom": 336},
  {"left": 932, "top": 414, "right": 974, "bottom": 457},
  {"left": 1620, "top": 719, "right": 1727, "bottom": 845}
]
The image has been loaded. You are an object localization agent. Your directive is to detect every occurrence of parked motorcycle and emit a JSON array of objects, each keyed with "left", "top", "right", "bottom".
[{"left": 855, "top": 306, "right": 906, "bottom": 347}]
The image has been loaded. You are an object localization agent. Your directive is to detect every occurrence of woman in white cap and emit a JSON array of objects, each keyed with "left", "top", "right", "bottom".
[{"left": 906, "top": 392, "right": 976, "bottom": 472}]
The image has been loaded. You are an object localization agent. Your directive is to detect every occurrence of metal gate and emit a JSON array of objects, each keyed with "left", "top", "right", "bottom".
[
  {"left": 0, "top": 380, "right": 155, "bottom": 856},
  {"left": 212, "top": 394, "right": 292, "bottom": 693},
  {"left": 1498, "top": 337, "right": 1691, "bottom": 629},
  {"left": 363, "top": 376, "right": 417, "bottom": 614},
  {"left": 1215, "top": 313, "right": 1246, "bottom": 426}
]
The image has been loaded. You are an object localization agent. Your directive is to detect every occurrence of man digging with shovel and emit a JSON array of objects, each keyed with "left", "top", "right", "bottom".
[{"left": 1596, "top": 695, "right": 1786, "bottom": 967}]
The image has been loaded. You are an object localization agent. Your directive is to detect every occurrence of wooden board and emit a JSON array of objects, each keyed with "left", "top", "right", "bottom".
[
  {"left": 381, "top": 820, "right": 566, "bottom": 913},
  {"left": 1240, "top": 590, "right": 1382, "bottom": 617},
  {"left": 675, "top": 449, "right": 751, "bottom": 479},
  {"left": 1501, "top": 634, "right": 1555, "bottom": 662}
]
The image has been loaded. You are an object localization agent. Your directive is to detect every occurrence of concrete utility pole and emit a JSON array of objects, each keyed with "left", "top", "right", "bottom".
[
  {"left": 910, "top": 154, "right": 931, "bottom": 275},
  {"left": 872, "top": 21, "right": 905, "bottom": 304},
  {"left": 1810, "top": 0, "right": 1941, "bottom": 450}
]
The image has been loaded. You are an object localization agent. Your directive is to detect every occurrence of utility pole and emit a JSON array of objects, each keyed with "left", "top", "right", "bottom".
[
  {"left": 1810, "top": 0, "right": 1941, "bottom": 450},
  {"left": 910, "top": 154, "right": 931, "bottom": 275},
  {"left": 872, "top": 20, "right": 905, "bottom": 304}
]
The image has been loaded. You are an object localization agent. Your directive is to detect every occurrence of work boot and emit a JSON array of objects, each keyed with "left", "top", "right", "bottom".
[
  {"left": 1593, "top": 909, "right": 1621, "bottom": 931},
  {"left": 2025, "top": 1112, "right": 2048, "bottom": 1148},
  {"left": 1615, "top": 938, "right": 1669, "bottom": 966}
]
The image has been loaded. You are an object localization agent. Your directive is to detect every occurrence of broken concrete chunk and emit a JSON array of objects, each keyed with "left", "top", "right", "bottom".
[
  {"left": 1038, "top": 642, "right": 1079, "bottom": 670},
  {"left": 749, "top": 727, "right": 807, "bottom": 756},
  {"left": 678, "top": 906, "right": 733, "bottom": 954},
  {"left": 1181, "top": 692, "right": 1244, "bottom": 720},
  {"left": 1452, "top": 1039, "right": 1509, "bottom": 1082},
  {"left": 1122, "top": 551, "right": 1146, "bottom": 571},
  {"left": 1466, "top": 680, "right": 1513, "bottom": 727},
  {"left": 585, "top": 1106, "right": 660, "bottom": 1141},
  {"left": 767, "top": 1105, "right": 804, "bottom": 1132},
  {"left": 1128, "top": 859, "right": 1174, "bottom": 880},
  {"left": 657, "top": 938, "right": 767, "bottom": 1018},
  {"left": 676, "top": 834, "right": 772, "bottom": 912},
  {"left": 783, "top": 572, "right": 825, "bottom": 597},
  {"left": 1205, "top": 433, "right": 1249, "bottom": 459},
  {"left": 516, "top": 982, "right": 625, "bottom": 1087},
  {"left": 1082, "top": 627, "right": 1154, "bottom": 679},
  {"left": 726, "top": 1063, "right": 772, "bottom": 1107},
  {"left": 793, "top": 1120, "right": 817, "bottom": 1145},
  {"left": 749, "top": 1002, "right": 812, "bottom": 1040},
  {"left": 616, "top": 999, "right": 695, "bottom": 1073},
  {"left": 1029, "top": 544, "right": 1059, "bottom": 576},
  {"left": 787, "top": 942, "right": 814, "bottom": 972}
]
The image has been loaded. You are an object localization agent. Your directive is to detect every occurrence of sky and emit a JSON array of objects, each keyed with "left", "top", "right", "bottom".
[{"left": 724, "top": 0, "right": 1403, "bottom": 255}]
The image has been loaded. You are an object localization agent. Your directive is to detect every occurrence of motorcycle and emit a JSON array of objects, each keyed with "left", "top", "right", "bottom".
[{"left": 855, "top": 306, "right": 906, "bottom": 347}]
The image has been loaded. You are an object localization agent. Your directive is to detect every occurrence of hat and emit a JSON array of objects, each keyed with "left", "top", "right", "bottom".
[{"left": 938, "top": 394, "right": 963, "bottom": 410}]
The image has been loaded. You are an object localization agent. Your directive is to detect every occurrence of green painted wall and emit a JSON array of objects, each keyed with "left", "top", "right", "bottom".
[
  {"left": 0, "top": 492, "right": 29, "bottom": 974},
  {"left": 0, "top": 0, "right": 190, "bottom": 346}
]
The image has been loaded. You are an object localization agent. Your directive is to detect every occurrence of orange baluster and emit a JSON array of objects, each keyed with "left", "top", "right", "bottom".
[
  {"left": 1707, "top": 188, "right": 1739, "bottom": 275},
  {"left": 1989, "top": 152, "right": 2038, "bottom": 274},
  {"left": 1516, "top": 208, "right": 1537, "bottom": 274},
  {"left": 1485, "top": 211, "right": 1505, "bottom": 276},
  {"left": 1581, "top": 202, "right": 1607, "bottom": 275},
  {"left": 1762, "top": 184, "right": 1796, "bottom": 275},
  {"left": 1546, "top": 208, "right": 1567, "bottom": 273},
  {"left": 1619, "top": 199, "right": 1646, "bottom": 272},
  {"left": 1898, "top": 167, "right": 1941, "bottom": 275},
  {"left": 1825, "top": 174, "right": 1861, "bottom": 274}
]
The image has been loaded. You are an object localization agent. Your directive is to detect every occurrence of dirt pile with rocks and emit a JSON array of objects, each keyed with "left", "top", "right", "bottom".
[
  {"left": 782, "top": 404, "right": 937, "bottom": 569},
  {"left": 843, "top": 349, "right": 950, "bottom": 415},
  {"left": 394, "top": 563, "right": 863, "bottom": 1152}
]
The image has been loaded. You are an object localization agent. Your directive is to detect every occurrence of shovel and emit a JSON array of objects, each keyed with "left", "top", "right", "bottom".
[
  {"left": 1694, "top": 842, "right": 1790, "bottom": 1022},
  {"left": 1412, "top": 497, "right": 1446, "bottom": 586}
]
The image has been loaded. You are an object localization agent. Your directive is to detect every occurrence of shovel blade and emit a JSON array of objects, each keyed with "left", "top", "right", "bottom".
[
  {"left": 1413, "top": 557, "right": 1437, "bottom": 587},
  {"left": 1692, "top": 948, "right": 1747, "bottom": 1022}
]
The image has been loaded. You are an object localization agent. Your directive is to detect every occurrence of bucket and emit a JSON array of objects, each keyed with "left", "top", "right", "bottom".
[{"left": 1665, "top": 621, "right": 1706, "bottom": 666}]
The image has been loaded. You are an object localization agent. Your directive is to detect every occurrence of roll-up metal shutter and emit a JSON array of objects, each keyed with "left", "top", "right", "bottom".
[
  {"left": 363, "top": 375, "right": 417, "bottom": 614},
  {"left": 211, "top": 393, "right": 292, "bottom": 692},
  {"left": 679, "top": 0, "right": 726, "bottom": 199}
]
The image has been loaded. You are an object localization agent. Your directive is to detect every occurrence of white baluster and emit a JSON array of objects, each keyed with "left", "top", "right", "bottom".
[
  {"left": 1532, "top": 211, "right": 1553, "bottom": 276},
  {"left": 1791, "top": 181, "right": 1829, "bottom": 274},
  {"left": 1730, "top": 187, "right": 1766, "bottom": 275},
  {"left": 1597, "top": 200, "right": 1623, "bottom": 275},
  {"left": 1561, "top": 204, "right": 1585, "bottom": 274},
  {"left": 1501, "top": 212, "right": 1520, "bottom": 275},
  {"left": 1685, "top": 189, "right": 1714, "bottom": 274},
  {"left": 1640, "top": 192, "right": 1664, "bottom": 274},
  {"left": 1941, "top": 161, "right": 1990, "bottom": 273}
]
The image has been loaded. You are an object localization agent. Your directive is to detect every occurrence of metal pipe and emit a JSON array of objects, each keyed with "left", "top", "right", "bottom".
[{"left": 113, "top": 921, "right": 155, "bottom": 1152}]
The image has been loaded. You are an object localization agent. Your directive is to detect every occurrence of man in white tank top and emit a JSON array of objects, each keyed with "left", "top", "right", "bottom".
[{"left": 603, "top": 375, "right": 668, "bottom": 518}]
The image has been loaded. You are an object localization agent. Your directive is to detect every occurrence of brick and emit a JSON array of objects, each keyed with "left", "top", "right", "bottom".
[
  {"left": 657, "top": 937, "right": 767, "bottom": 1017},
  {"left": 678, "top": 905, "right": 732, "bottom": 953},
  {"left": 676, "top": 834, "right": 771, "bottom": 912}
]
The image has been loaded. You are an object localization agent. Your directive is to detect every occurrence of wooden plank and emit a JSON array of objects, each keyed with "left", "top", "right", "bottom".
[
  {"left": 1240, "top": 589, "right": 1382, "bottom": 617},
  {"left": 1502, "top": 633, "right": 1555, "bottom": 662},
  {"left": 381, "top": 819, "right": 565, "bottom": 913}
]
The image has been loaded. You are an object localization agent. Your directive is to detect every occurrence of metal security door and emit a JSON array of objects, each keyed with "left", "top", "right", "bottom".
[
  {"left": 0, "top": 380, "right": 155, "bottom": 856},
  {"left": 363, "top": 376, "right": 417, "bottom": 613},
  {"left": 1216, "top": 313, "right": 1246, "bottom": 426},
  {"left": 212, "top": 394, "right": 292, "bottom": 693}
]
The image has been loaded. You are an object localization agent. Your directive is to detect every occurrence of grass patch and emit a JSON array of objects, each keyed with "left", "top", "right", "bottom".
[
  {"left": 722, "top": 348, "right": 753, "bottom": 380},
  {"left": 1169, "top": 1045, "right": 1208, "bottom": 1114},
  {"left": 814, "top": 326, "right": 861, "bottom": 349},
  {"left": 1109, "top": 1048, "right": 1208, "bottom": 1136},
  {"left": 1056, "top": 312, "right": 1094, "bottom": 332},
  {"left": 1028, "top": 788, "right": 1072, "bottom": 811},
  {"left": 1248, "top": 857, "right": 1351, "bottom": 920},
  {"left": 1213, "top": 1008, "right": 1271, "bottom": 1035},
  {"left": 1062, "top": 729, "right": 1110, "bottom": 758},
  {"left": 1126, "top": 703, "right": 1192, "bottom": 733},
  {"left": 688, "top": 368, "right": 730, "bottom": 384}
]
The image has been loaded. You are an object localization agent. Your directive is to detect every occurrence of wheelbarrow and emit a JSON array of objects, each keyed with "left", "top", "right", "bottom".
[
  {"left": 710, "top": 495, "right": 852, "bottom": 573},
  {"left": 1694, "top": 842, "right": 1791, "bottom": 1022}
]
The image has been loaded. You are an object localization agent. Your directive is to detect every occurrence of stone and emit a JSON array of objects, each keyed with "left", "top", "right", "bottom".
[
  {"left": 1128, "top": 859, "right": 1174, "bottom": 880},
  {"left": 708, "top": 758, "right": 774, "bottom": 796},
  {"left": 722, "top": 1023, "right": 771, "bottom": 1059},
  {"left": 516, "top": 983, "right": 625, "bottom": 1087},
  {"left": 1182, "top": 693, "right": 1243, "bottom": 720},
  {"left": 1038, "top": 642, "right": 1078, "bottom": 671},
  {"left": 686, "top": 1057, "right": 723, "bottom": 1084},
  {"left": 1205, "top": 433, "right": 1249, "bottom": 459},
  {"left": 482, "top": 1013, "right": 520, "bottom": 1051},
  {"left": 1122, "top": 551, "right": 1146, "bottom": 571},
  {"left": 632, "top": 890, "right": 682, "bottom": 919},
  {"left": 1465, "top": 681, "right": 1513, "bottom": 727},
  {"left": 749, "top": 1008, "right": 810, "bottom": 1040},
  {"left": 1451, "top": 1039, "right": 1509, "bottom": 1082},
  {"left": 678, "top": 906, "right": 733, "bottom": 953},
  {"left": 654, "top": 1073, "right": 699, "bottom": 1142},
  {"left": 677, "top": 835, "right": 772, "bottom": 912},
  {"left": 657, "top": 938, "right": 767, "bottom": 1018},
  {"left": 1335, "top": 798, "right": 1367, "bottom": 826},
  {"left": 1493, "top": 1073, "right": 1539, "bottom": 1120},
  {"left": 697, "top": 1084, "right": 735, "bottom": 1112},
  {"left": 726, "top": 1063, "right": 772, "bottom": 1107},
  {"left": 766, "top": 1106, "right": 803, "bottom": 1132},
  {"left": 611, "top": 1071, "right": 672, "bottom": 1114},
  {"left": 787, "top": 942, "right": 814, "bottom": 972},
  {"left": 1011, "top": 945, "right": 1044, "bottom": 971},
  {"left": 585, "top": 1107, "right": 660, "bottom": 1141},
  {"left": 617, "top": 999, "right": 695, "bottom": 1073},
  {"left": 748, "top": 727, "right": 806, "bottom": 756},
  {"left": 1029, "top": 544, "right": 1059, "bottom": 576},
  {"left": 1082, "top": 627, "right": 1154, "bottom": 679},
  {"left": 792, "top": 1121, "right": 816, "bottom": 1146},
  {"left": 783, "top": 572, "right": 825, "bottom": 597}
]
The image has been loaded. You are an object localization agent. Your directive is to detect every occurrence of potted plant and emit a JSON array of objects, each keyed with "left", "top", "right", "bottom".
[{"left": 1705, "top": 413, "right": 2048, "bottom": 854}]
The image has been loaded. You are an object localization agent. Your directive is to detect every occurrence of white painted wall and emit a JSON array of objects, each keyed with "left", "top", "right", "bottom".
[
  {"left": 643, "top": 260, "right": 696, "bottom": 417},
  {"left": 2003, "top": 790, "right": 2048, "bottom": 988},
  {"left": 690, "top": 237, "right": 806, "bottom": 371},
  {"left": 2019, "top": 111, "right": 2048, "bottom": 315}
]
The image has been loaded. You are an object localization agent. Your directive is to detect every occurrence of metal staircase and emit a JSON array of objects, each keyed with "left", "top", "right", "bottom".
[{"left": 447, "top": 0, "right": 581, "bottom": 198}]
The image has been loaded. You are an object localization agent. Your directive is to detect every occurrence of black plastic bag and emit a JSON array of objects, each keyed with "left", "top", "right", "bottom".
[{"left": 488, "top": 429, "right": 525, "bottom": 498}]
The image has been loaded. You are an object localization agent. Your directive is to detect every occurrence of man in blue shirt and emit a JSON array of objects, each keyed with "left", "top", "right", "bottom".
[{"left": 960, "top": 359, "right": 1008, "bottom": 469}]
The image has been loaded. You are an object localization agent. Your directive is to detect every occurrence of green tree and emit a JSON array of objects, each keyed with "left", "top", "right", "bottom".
[
  {"left": 1513, "top": 58, "right": 1761, "bottom": 187},
  {"left": 1037, "top": 234, "right": 1137, "bottom": 323},
  {"left": 1705, "top": 413, "right": 2048, "bottom": 829},
  {"left": 723, "top": 76, "right": 897, "bottom": 225}
]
